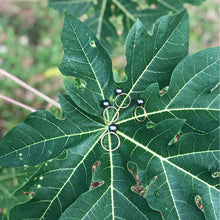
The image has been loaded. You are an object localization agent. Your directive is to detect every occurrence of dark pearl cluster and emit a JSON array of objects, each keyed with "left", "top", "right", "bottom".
[
  {"left": 137, "top": 98, "right": 144, "bottom": 106},
  {"left": 109, "top": 124, "right": 118, "bottom": 132},
  {"left": 102, "top": 100, "right": 110, "bottom": 108},
  {"left": 115, "top": 88, "right": 122, "bottom": 94}
]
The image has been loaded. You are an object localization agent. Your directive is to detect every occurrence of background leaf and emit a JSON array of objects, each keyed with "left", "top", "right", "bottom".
[
  {"left": 48, "top": 0, "right": 93, "bottom": 18},
  {"left": 48, "top": 0, "right": 205, "bottom": 53}
]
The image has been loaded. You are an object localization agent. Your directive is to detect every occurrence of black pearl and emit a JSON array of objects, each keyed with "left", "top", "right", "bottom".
[
  {"left": 137, "top": 98, "right": 144, "bottom": 106},
  {"left": 102, "top": 100, "right": 110, "bottom": 108},
  {"left": 109, "top": 124, "right": 118, "bottom": 132},
  {"left": 115, "top": 88, "right": 122, "bottom": 94}
]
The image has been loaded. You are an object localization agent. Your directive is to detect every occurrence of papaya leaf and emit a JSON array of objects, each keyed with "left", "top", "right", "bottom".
[
  {"left": 59, "top": 12, "right": 115, "bottom": 117},
  {"left": 0, "top": 10, "right": 219, "bottom": 220}
]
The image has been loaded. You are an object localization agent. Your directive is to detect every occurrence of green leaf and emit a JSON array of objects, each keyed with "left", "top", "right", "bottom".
[
  {"left": 146, "top": 0, "right": 206, "bottom": 12},
  {"left": 0, "top": 165, "right": 39, "bottom": 219},
  {"left": 48, "top": 0, "right": 203, "bottom": 52},
  {"left": 48, "top": 0, "right": 93, "bottom": 17},
  {"left": 140, "top": 47, "right": 220, "bottom": 133},
  {"left": 85, "top": 0, "right": 118, "bottom": 53},
  {"left": 124, "top": 10, "right": 189, "bottom": 91},
  {"left": 60, "top": 12, "right": 115, "bottom": 117},
  {"left": 0, "top": 10, "right": 219, "bottom": 220},
  {"left": 0, "top": 103, "right": 104, "bottom": 167}
]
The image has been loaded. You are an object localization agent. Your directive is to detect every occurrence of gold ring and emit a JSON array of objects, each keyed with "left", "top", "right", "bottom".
[
  {"left": 115, "top": 93, "right": 131, "bottom": 109},
  {"left": 103, "top": 106, "right": 119, "bottom": 122},
  {"left": 100, "top": 132, "right": 120, "bottom": 152},
  {"left": 134, "top": 106, "right": 146, "bottom": 122}
]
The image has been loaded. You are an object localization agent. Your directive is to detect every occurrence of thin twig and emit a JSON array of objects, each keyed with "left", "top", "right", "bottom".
[
  {"left": 0, "top": 94, "right": 36, "bottom": 112},
  {"left": 0, "top": 69, "right": 61, "bottom": 109}
]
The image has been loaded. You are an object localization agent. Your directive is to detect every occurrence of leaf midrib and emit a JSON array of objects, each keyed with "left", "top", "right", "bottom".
[
  {"left": 116, "top": 107, "right": 219, "bottom": 125},
  {"left": 66, "top": 13, "right": 106, "bottom": 100},
  {"left": 0, "top": 128, "right": 104, "bottom": 159}
]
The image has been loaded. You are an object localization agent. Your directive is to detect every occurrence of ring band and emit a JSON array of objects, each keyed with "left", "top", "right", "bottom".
[
  {"left": 101, "top": 132, "right": 120, "bottom": 152},
  {"left": 103, "top": 106, "right": 119, "bottom": 122},
  {"left": 134, "top": 106, "right": 146, "bottom": 122},
  {"left": 115, "top": 93, "right": 131, "bottom": 109}
]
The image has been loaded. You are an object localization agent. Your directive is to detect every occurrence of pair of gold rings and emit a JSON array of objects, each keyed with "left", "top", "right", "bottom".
[
  {"left": 101, "top": 88, "right": 131, "bottom": 152},
  {"left": 102, "top": 89, "right": 131, "bottom": 122}
]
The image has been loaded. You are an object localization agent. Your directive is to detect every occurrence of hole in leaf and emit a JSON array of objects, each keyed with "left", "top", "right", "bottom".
[
  {"left": 128, "top": 162, "right": 147, "bottom": 197},
  {"left": 212, "top": 172, "right": 220, "bottom": 178},
  {"left": 146, "top": 121, "right": 156, "bottom": 129},
  {"left": 168, "top": 131, "right": 183, "bottom": 145},
  {"left": 113, "top": 68, "right": 128, "bottom": 83},
  {"left": 22, "top": 191, "right": 35, "bottom": 200},
  {"left": 150, "top": 4, "right": 157, "bottom": 9},
  {"left": 159, "top": 86, "right": 168, "bottom": 96},
  {"left": 128, "top": 162, "right": 158, "bottom": 198},
  {"left": 91, "top": 161, "right": 103, "bottom": 189},
  {"left": 195, "top": 195, "right": 204, "bottom": 211},
  {"left": 89, "top": 40, "right": 96, "bottom": 48},
  {"left": 65, "top": 77, "right": 87, "bottom": 90}
]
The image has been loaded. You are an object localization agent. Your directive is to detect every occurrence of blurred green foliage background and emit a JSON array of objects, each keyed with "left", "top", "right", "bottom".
[{"left": 0, "top": 0, "right": 219, "bottom": 217}]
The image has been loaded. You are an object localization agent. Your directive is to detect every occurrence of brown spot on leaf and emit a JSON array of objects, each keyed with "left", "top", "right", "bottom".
[
  {"left": 195, "top": 195, "right": 204, "bottom": 211},
  {"left": 91, "top": 161, "right": 102, "bottom": 189}
]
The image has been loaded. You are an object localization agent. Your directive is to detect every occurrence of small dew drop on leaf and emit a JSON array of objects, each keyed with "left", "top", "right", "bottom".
[
  {"left": 19, "top": 153, "right": 23, "bottom": 156},
  {"left": 39, "top": 176, "right": 43, "bottom": 180},
  {"left": 89, "top": 40, "right": 96, "bottom": 48},
  {"left": 212, "top": 172, "right": 220, "bottom": 178},
  {"left": 37, "top": 184, "right": 41, "bottom": 188}
]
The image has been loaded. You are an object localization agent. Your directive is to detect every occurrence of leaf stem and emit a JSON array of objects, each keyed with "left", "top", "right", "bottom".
[
  {"left": 97, "top": 0, "right": 107, "bottom": 39},
  {"left": 0, "top": 69, "right": 61, "bottom": 109},
  {"left": 0, "top": 94, "right": 36, "bottom": 112},
  {"left": 112, "top": 0, "right": 136, "bottom": 22}
]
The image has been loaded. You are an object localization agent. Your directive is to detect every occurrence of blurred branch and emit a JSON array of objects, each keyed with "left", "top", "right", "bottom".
[
  {"left": 0, "top": 94, "right": 36, "bottom": 112},
  {"left": 0, "top": 69, "right": 61, "bottom": 109}
]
